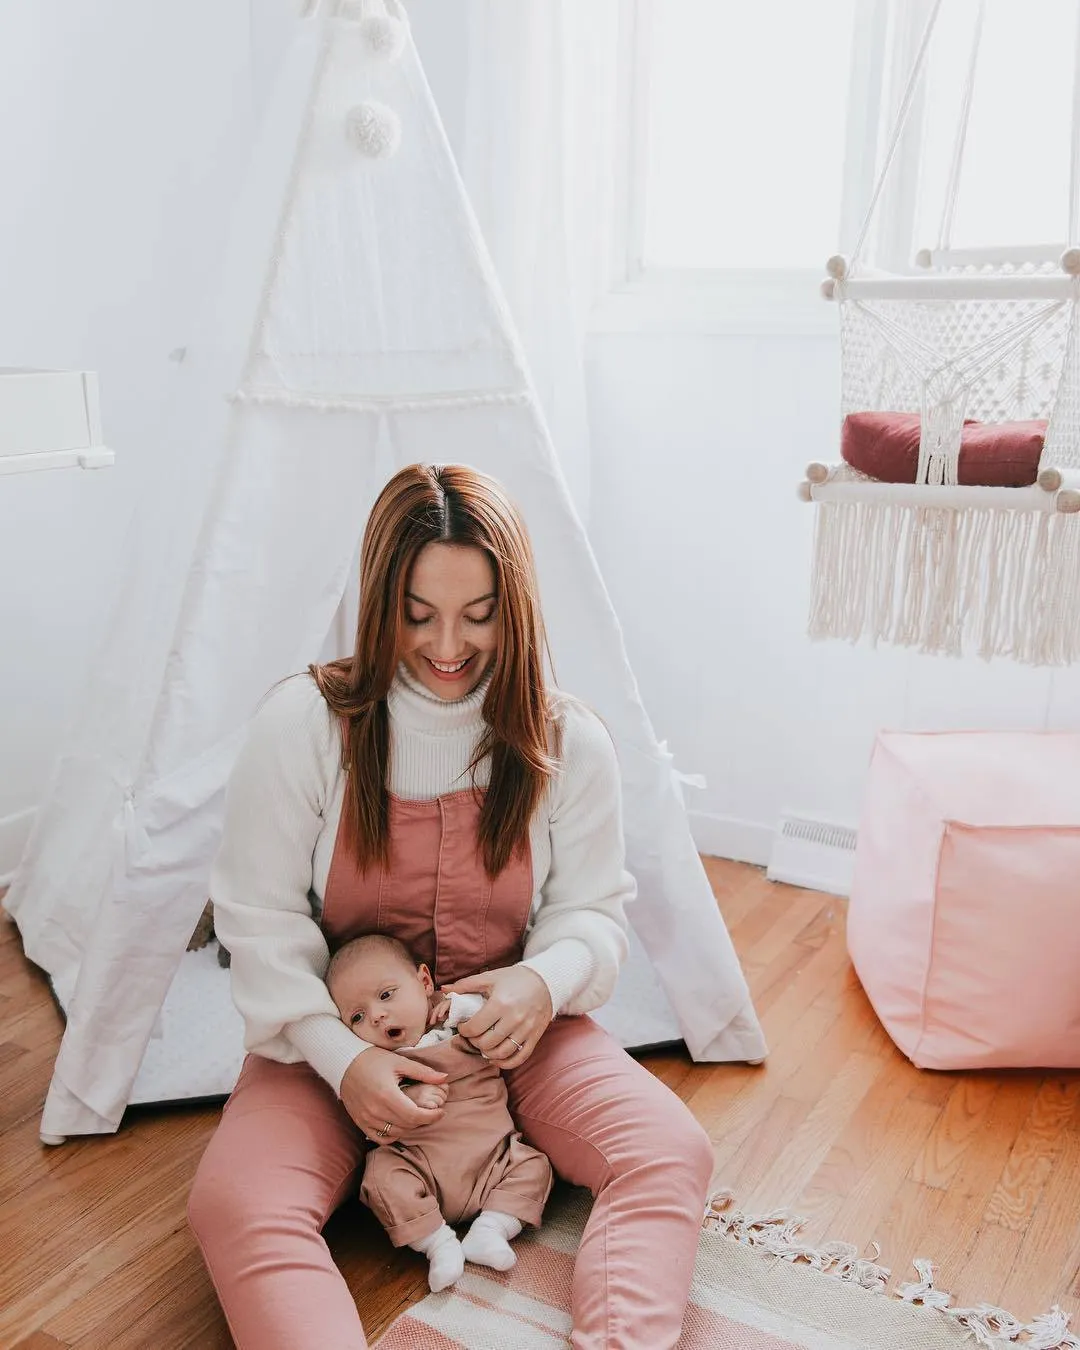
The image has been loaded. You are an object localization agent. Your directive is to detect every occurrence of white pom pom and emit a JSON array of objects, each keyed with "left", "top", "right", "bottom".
[
  {"left": 825, "top": 253, "right": 848, "bottom": 280},
  {"left": 339, "top": 3, "right": 408, "bottom": 59},
  {"left": 1061, "top": 246, "right": 1080, "bottom": 276},
  {"left": 915, "top": 247, "right": 933, "bottom": 269},
  {"left": 345, "top": 101, "right": 402, "bottom": 159},
  {"left": 820, "top": 277, "right": 837, "bottom": 300},
  {"left": 360, "top": 13, "right": 407, "bottom": 60}
]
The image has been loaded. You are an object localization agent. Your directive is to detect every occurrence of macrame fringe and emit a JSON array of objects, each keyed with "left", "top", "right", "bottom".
[
  {"left": 703, "top": 1190, "right": 1079, "bottom": 1348},
  {"left": 808, "top": 501, "right": 1080, "bottom": 664}
]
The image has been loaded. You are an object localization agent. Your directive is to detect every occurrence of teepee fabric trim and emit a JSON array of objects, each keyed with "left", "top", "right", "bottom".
[{"left": 231, "top": 386, "right": 532, "bottom": 414}]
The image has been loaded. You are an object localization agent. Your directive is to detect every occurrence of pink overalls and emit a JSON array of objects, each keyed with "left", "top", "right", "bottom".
[{"left": 189, "top": 788, "right": 714, "bottom": 1349}]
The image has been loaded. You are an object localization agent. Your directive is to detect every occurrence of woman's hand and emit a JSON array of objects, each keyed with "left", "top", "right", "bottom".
[
  {"left": 442, "top": 965, "right": 554, "bottom": 1069},
  {"left": 339, "top": 1047, "right": 448, "bottom": 1142}
]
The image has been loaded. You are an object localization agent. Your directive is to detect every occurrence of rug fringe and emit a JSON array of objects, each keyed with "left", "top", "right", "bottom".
[{"left": 703, "top": 1191, "right": 1078, "bottom": 1348}]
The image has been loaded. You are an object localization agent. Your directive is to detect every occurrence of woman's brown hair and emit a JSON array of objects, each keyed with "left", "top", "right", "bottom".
[{"left": 310, "top": 464, "right": 555, "bottom": 876}]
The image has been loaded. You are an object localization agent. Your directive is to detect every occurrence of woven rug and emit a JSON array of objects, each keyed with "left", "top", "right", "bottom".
[{"left": 373, "top": 1187, "right": 997, "bottom": 1350}]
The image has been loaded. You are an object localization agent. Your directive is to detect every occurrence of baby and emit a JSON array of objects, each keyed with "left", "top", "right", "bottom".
[{"left": 327, "top": 933, "right": 553, "bottom": 1292}]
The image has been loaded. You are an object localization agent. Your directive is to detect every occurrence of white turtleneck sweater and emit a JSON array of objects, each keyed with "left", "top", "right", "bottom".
[{"left": 210, "top": 668, "right": 634, "bottom": 1094}]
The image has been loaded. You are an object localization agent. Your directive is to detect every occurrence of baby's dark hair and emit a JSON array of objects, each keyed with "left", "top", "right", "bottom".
[{"left": 326, "top": 932, "right": 420, "bottom": 996}]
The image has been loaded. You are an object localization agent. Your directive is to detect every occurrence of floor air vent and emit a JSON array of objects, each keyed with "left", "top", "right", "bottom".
[{"left": 766, "top": 814, "right": 857, "bottom": 896}]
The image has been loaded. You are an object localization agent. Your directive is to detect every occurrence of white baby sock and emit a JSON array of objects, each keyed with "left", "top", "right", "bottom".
[
  {"left": 410, "top": 1222, "right": 465, "bottom": 1292},
  {"left": 461, "top": 1210, "right": 523, "bottom": 1271}
]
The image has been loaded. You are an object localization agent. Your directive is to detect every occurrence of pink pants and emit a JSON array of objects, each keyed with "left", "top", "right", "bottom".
[{"left": 189, "top": 1016, "right": 713, "bottom": 1349}]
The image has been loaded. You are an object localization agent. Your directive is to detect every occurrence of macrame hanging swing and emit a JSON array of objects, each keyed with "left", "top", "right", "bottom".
[{"left": 803, "top": 0, "right": 1080, "bottom": 665}]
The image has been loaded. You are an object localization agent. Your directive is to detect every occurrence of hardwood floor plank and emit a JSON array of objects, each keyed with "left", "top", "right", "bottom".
[
  {"left": 45, "top": 1214, "right": 200, "bottom": 1342},
  {"left": 874, "top": 1179, "right": 945, "bottom": 1294},
  {"left": 984, "top": 1077, "right": 1080, "bottom": 1231},
  {"left": 691, "top": 1003, "right": 839, "bottom": 1174},
  {"left": 739, "top": 1051, "right": 885, "bottom": 1213},
  {"left": 908, "top": 1077, "right": 1003, "bottom": 1190},
  {"left": 997, "top": 1087, "right": 1080, "bottom": 1320},
  {"left": 791, "top": 897, "right": 843, "bottom": 951},
  {"left": 741, "top": 892, "right": 830, "bottom": 969},
  {"left": 796, "top": 1063, "right": 942, "bottom": 1247},
  {"left": 951, "top": 1220, "right": 1024, "bottom": 1310},
  {"left": 0, "top": 1122, "right": 212, "bottom": 1336},
  {"left": 66, "top": 1250, "right": 225, "bottom": 1350},
  {"left": 757, "top": 927, "right": 853, "bottom": 1045},
  {"left": 722, "top": 1092, "right": 815, "bottom": 1204},
  {"left": 902, "top": 1074, "right": 1068, "bottom": 1321}
]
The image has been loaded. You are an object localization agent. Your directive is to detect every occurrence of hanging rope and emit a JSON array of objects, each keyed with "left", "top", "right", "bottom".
[
  {"left": 936, "top": 0, "right": 986, "bottom": 253},
  {"left": 850, "top": 0, "right": 946, "bottom": 269},
  {"left": 1069, "top": 0, "right": 1080, "bottom": 244}
]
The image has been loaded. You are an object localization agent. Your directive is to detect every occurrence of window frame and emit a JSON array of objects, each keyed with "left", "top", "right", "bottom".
[{"left": 593, "top": 0, "right": 924, "bottom": 337}]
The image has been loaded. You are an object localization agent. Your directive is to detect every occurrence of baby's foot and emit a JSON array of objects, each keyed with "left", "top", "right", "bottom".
[
  {"left": 428, "top": 1233, "right": 465, "bottom": 1292},
  {"left": 410, "top": 1222, "right": 465, "bottom": 1292},
  {"left": 462, "top": 1210, "right": 523, "bottom": 1272}
]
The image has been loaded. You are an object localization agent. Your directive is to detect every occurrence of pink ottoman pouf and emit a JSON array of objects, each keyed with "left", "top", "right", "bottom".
[{"left": 848, "top": 730, "right": 1080, "bottom": 1070}]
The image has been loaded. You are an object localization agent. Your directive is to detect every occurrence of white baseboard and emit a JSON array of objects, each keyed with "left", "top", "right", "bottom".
[
  {"left": 0, "top": 806, "right": 36, "bottom": 886},
  {"left": 687, "top": 811, "right": 773, "bottom": 867}
]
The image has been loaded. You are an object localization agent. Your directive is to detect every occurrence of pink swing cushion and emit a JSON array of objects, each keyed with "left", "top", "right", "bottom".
[
  {"left": 848, "top": 730, "right": 1080, "bottom": 1071},
  {"left": 841, "top": 411, "right": 1047, "bottom": 486}
]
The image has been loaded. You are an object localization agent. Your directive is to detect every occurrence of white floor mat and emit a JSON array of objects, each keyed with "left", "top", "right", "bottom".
[{"left": 129, "top": 945, "right": 246, "bottom": 1105}]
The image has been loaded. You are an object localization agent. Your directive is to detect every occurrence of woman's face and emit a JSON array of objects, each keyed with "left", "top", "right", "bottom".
[{"left": 400, "top": 542, "right": 498, "bottom": 700}]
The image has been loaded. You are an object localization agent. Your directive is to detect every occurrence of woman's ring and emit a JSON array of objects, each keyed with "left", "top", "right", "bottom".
[
  {"left": 508, "top": 1036, "right": 524, "bottom": 1052},
  {"left": 377, "top": 1121, "right": 393, "bottom": 1138}
]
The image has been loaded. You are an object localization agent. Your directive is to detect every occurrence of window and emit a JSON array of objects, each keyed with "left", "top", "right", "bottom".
[
  {"left": 913, "top": 0, "right": 1078, "bottom": 253},
  {"left": 600, "top": 0, "right": 1080, "bottom": 334},
  {"left": 642, "top": 0, "right": 858, "bottom": 271},
  {"left": 601, "top": 0, "right": 881, "bottom": 332}
]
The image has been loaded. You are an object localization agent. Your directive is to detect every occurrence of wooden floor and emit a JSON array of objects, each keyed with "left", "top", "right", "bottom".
[{"left": 3, "top": 860, "right": 1080, "bottom": 1348}]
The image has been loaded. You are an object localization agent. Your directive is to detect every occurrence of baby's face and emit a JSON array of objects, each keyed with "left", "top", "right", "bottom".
[{"left": 330, "top": 951, "right": 434, "bottom": 1050}]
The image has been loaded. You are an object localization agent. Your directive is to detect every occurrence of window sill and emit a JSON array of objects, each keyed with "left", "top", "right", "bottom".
[{"left": 588, "top": 268, "right": 839, "bottom": 338}]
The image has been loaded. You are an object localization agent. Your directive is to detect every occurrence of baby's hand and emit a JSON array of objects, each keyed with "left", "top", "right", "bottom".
[
  {"left": 428, "top": 992, "right": 452, "bottom": 1026},
  {"left": 401, "top": 1081, "right": 449, "bottom": 1110}
]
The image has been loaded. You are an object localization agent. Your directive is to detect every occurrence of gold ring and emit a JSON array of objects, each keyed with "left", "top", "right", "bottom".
[
  {"left": 377, "top": 1121, "right": 392, "bottom": 1138},
  {"left": 508, "top": 1037, "right": 524, "bottom": 1052}
]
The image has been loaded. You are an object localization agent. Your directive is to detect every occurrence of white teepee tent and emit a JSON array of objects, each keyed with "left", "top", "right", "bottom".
[{"left": 5, "top": 1, "right": 765, "bottom": 1143}]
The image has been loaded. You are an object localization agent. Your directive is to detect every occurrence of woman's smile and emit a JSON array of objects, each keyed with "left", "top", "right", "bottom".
[{"left": 423, "top": 653, "right": 478, "bottom": 682}]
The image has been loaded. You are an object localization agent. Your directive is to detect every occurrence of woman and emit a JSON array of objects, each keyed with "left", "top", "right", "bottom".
[{"left": 188, "top": 464, "right": 714, "bottom": 1349}]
